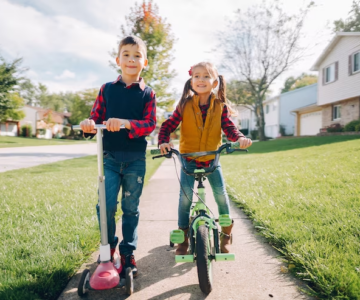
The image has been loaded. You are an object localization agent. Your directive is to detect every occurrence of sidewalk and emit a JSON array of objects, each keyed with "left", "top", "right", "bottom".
[{"left": 58, "top": 158, "right": 313, "bottom": 300}]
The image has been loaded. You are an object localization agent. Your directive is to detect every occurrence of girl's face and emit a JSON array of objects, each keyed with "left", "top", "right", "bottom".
[{"left": 191, "top": 66, "right": 218, "bottom": 95}]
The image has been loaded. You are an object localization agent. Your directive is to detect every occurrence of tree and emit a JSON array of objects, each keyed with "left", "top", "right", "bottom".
[
  {"left": 218, "top": 0, "right": 314, "bottom": 141},
  {"left": 333, "top": 0, "right": 360, "bottom": 32},
  {"left": 110, "top": 0, "right": 176, "bottom": 110},
  {"left": 281, "top": 73, "right": 317, "bottom": 93},
  {"left": 0, "top": 57, "right": 26, "bottom": 121},
  {"left": 68, "top": 89, "right": 97, "bottom": 125}
]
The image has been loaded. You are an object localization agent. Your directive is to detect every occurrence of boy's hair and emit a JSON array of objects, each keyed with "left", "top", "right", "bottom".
[
  {"left": 117, "top": 35, "right": 147, "bottom": 58},
  {"left": 177, "top": 62, "right": 236, "bottom": 116}
]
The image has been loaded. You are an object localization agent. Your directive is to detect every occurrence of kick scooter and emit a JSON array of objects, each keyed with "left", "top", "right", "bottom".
[
  {"left": 151, "top": 142, "right": 247, "bottom": 294},
  {"left": 72, "top": 124, "right": 133, "bottom": 296}
]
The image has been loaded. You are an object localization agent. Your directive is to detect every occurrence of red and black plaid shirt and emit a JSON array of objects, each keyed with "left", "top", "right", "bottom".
[
  {"left": 158, "top": 103, "right": 244, "bottom": 167},
  {"left": 89, "top": 75, "right": 156, "bottom": 138}
]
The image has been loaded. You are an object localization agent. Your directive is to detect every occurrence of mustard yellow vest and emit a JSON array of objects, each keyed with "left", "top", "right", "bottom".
[{"left": 180, "top": 94, "right": 224, "bottom": 162}]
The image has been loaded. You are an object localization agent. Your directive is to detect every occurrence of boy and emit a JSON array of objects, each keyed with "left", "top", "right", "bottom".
[{"left": 80, "top": 36, "right": 156, "bottom": 277}]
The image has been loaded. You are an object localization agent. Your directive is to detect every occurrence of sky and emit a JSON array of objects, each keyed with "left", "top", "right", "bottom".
[{"left": 0, "top": 0, "right": 355, "bottom": 100}]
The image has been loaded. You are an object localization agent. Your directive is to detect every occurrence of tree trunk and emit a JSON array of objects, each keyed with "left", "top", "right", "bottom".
[{"left": 258, "top": 104, "right": 266, "bottom": 141}]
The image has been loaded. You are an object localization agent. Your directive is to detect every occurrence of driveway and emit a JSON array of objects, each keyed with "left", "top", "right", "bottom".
[{"left": 0, "top": 143, "right": 97, "bottom": 173}]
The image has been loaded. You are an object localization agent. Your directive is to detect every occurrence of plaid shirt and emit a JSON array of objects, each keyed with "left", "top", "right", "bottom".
[
  {"left": 158, "top": 103, "right": 244, "bottom": 167},
  {"left": 89, "top": 75, "right": 156, "bottom": 139}
]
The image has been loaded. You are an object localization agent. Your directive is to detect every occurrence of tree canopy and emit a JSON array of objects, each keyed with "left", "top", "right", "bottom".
[
  {"left": 110, "top": 0, "right": 176, "bottom": 110},
  {"left": 333, "top": 0, "right": 360, "bottom": 32},
  {"left": 281, "top": 73, "right": 317, "bottom": 93},
  {"left": 0, "top": 57, "right": 25, "bottom": 121}
]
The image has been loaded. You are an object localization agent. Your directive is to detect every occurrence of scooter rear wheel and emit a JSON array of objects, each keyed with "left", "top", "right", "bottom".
[
  {"left": 196, "top": 225, "right": 213, "bottom": 294},
  {"left": 125, "top": 267, "right": 134, "bottom": 295},
  {"left": 77, "top": 269, "right": 90, "bottom": 297}
]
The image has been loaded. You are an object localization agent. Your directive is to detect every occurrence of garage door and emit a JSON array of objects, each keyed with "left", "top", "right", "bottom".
[
  {"left": 0, "top": 123, "right": 18, "bottom": 136},
  {"left": 300, "top": 111, "right": 322, "bottom": 136}
]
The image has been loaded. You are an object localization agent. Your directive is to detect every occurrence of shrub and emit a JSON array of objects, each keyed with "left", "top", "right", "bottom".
[
  {"left": 20, "top": 125, "right": 32, "bottom": 137},
  {"left": 326, "top": 123, "right": 344, "bottom": 132},
  {"left": 344, "top": 119, "right": 360, "bottom": 132},
  {"left": 250, "top": 130, "right": 259, "bottom": 140},
  {"left": 355, "top": 124, "right": 360, "bottom": 132},
  {"left": 62, "top": 126, "right": 71, "bottom": 136}
]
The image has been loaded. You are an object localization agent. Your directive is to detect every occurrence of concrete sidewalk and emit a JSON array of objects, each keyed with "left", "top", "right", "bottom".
[{"left": 58, "top": 158, "right": 312, "bottom": 300}]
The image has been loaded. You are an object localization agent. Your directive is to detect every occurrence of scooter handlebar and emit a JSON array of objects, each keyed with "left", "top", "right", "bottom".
[{"left": 71, "top": 124, "right": 125, "bottom": 130}]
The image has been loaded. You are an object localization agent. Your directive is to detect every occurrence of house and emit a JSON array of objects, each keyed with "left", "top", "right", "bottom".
[
  {"left": 232, "top": 105, "right": 257, "bottom": 137},
  {"left": 263, "top": 83, "right": 318, "bottom": 138},
  {"left": 19, "top": 105, "right": 71, "bottom": 138},
  {"left": 310, "top": 32, "right": 360, "bottom": 130}
]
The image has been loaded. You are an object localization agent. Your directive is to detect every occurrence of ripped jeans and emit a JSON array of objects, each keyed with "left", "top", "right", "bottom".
[{"left": 96, "top": 152, "right": 146, "bottom": 255}]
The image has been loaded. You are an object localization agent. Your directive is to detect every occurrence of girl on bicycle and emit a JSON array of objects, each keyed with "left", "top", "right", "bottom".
[{"left": 158, "top": 62, "right": 252, "bottom": 255}]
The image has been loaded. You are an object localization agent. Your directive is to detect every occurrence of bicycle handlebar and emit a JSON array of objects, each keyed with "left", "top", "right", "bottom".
[
  {"left": 71, "top": 124, "right": 125, "bottom": 131},
  {"left": 151, "top": 142, "right": 248, "bottom": 177}
]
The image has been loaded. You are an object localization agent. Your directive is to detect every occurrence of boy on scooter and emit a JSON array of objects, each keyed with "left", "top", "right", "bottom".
[{"left": 80, "top": 35, "right": 156, "bottom": 277}]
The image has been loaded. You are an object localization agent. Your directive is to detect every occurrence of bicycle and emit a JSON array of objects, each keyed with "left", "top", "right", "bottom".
[{"left": 151, "top": 142, "right": 247, "bottom": 294}]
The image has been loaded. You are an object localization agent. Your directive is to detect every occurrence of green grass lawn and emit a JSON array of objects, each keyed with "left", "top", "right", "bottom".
[
  {"left": 0, "top": 151, "right": 163, "bottom": 300},
  {"left": 222, "top": 135, "right": 360, "bottom": 299},
  {"left": 0, "top": 136, "right": 94, "bottom": 148}
]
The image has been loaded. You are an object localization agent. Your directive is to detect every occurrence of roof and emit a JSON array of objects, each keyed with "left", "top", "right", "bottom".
[
  {"left": 291, "top": 103, "right": 321, "bottom": 113},
  {"left": 25, "top": 105, "right": 71, "bottom": 123},
  {"left": 310, "top": 32, "right": 360, "bottom": 71}
]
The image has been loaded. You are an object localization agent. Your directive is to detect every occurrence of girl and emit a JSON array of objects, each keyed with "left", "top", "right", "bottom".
[{"left": 158, "top": 62, "right": 252, "bottom": 255}]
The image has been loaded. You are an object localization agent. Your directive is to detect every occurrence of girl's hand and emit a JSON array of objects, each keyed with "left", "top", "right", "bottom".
[
  {"left": 80, "top": 119, "right": 96, "bottom": 134},
  {"left": 238, "top": 137, "right": 252, "bottom": 149},
  {"left": 103, "top": 118, "right": 126, "bottom": 132},
  {"left": 159, "top": 142, "right": 174, "bottom": 155}
]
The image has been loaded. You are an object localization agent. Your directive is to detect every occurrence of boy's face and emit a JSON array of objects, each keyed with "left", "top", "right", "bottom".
[
  {"left": 191, "top": 66, "right": 218, "bottom": 95},
  {"left": 116, "top": 44, "right": 148, "bottom": 78}
]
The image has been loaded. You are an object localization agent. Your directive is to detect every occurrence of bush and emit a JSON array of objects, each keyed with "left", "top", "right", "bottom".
[
  {"left": 20, "top": 125, "right": 32, "bottom": 137},
  {"left": 250, "top": 130, "right": 259, "bottom": 140},
  {"left": 326, "top": 123, "right": 344, "bottom": 132},
  {"left": 62, "top": 126, "right": 71, "bottom": 136},
  {"left": 344, "top": 119, "right": 360, "bottom": 132},
  {"left": 355, "top": 124, "right": 360, "bottom": 132},
  {"left": 240, "top": 128, "right": 249, "bottom": 136}
]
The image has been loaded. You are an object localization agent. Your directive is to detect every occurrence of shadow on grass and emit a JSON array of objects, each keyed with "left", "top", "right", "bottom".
[
  {"left": 0, "top": 269, "right": 71, "bottom": 300},
  {"left": 240, "top": 135, "right": 360, "bottom": 155}
]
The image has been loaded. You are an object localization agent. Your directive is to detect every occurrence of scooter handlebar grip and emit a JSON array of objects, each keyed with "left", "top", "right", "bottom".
[{"left": 230, "top": 142, "right": 240, "bottom": 149}]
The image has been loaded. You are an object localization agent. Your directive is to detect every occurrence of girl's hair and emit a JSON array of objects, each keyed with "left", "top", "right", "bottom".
[{"left": 177, "top": 62, "right": 236, "bottom": 116}]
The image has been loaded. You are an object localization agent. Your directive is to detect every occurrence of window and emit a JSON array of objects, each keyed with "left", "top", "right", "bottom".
[
  {"left": 325, "top": 63, "right": 335, "bottom": 83},
  {"left": 266, "top": 105, "right": 269, "bottom": 114},
  {"left": 333, "top": 105, "right": 341, "bottom": 120},
  {"left": 353, "top": 52, "right": 360, "bottom": 73}
]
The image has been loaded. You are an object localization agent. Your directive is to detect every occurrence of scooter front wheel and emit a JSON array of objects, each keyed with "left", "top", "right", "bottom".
[
  {"left": 196, "top": 225, "right": 213, "bottom": 294},
  {"left": 125, "top": 267, "right": 134, "bottom": 295},
  {"left": 77, "top": 269, "right": 90, "bottom": 297}
]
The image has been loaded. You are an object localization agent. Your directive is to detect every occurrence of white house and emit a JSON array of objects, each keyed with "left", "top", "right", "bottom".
[
  {"left": 262, "top": 83, "right": 318, "bottom": 138},
  {"left": 310, "top": 32, "right": 360, "bottom": 129},
  {"left": 232, "top": 105, "right": 257, "bottom": 137}
]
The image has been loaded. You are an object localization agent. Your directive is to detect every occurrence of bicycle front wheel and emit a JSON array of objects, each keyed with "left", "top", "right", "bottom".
[{"left": 196, "top": 225, "right": 213, "bottom": 294}]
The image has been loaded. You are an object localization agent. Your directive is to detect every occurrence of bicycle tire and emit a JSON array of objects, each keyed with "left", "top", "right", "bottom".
[{"left": 196, "top": 225, "right": 213, "bottom": 294}]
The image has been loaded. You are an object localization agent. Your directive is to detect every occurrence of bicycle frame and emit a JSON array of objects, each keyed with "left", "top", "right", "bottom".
[{"left": 151, "top": 142, "right": 246, "bottom": 263}]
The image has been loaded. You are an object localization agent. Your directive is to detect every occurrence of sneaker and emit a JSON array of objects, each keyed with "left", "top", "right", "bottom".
[{"left": 121, "top": 253, "right": 138, "bottom": 277}]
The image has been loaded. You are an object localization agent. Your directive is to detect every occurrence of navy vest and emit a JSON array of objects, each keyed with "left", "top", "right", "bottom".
[{"left": 102, "top": 82, "right": 152, "bottom": 152}]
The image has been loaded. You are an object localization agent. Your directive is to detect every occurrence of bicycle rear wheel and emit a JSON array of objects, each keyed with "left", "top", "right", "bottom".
[{"left": 196, "top": 225, "right": 213, "bottom": 294}]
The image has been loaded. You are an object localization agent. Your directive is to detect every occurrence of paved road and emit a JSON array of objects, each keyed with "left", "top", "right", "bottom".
[
  {"left": 0, "top": 143, "right": 97, "bottom": 173},
  {"left": 58, "top": 158, "right": 313, "bottom": 300}
]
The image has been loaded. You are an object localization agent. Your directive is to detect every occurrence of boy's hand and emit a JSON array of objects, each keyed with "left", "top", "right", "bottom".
[
  {"left": 103, "top": 118, "right": 128, "bottom": 132},
  {"left": 80, "top": 119, "right": 96, "bottom": 134},
  {"left": 238, "top": 137, "right": 252, "bottom": 149},
  {"left": 159, "top": 142, "right": 174, "bottom": 155}
]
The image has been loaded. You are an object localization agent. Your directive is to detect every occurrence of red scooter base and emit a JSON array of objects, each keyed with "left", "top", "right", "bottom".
[
  {"left": 90, "top": 261, "right": 121, "bottom": 290},
  {"left": 78, "top": 253, "right": 134, "bottom": 296}
]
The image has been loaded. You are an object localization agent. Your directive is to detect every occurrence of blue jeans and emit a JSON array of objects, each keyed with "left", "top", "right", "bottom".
[
  {"left": 96, "top": 152, "right": 146, "bottom": 255},
  {"left": 178, "top": 160, "right": 230, "bottom": 228}
]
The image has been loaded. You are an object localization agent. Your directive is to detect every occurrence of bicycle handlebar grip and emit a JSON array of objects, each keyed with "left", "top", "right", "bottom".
[
  {"left": 150, "top": 149, "right": 161, "bottom": 155},
  {"left": 230, "top": 142, "right": 240, "bottom": 149}
]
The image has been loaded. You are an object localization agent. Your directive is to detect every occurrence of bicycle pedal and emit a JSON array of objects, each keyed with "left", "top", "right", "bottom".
[
  {"left": 215, "top": 253, "right": 235, "bottom": 261},
  {"left": 219, "top": 214, "right": 232, "bottom": 227},
  {"left": 170, "top": 230, "right": 185, "bottom": 244},
  {"left": 175, "top": 255, "right": 194, "bottom": 263}
]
